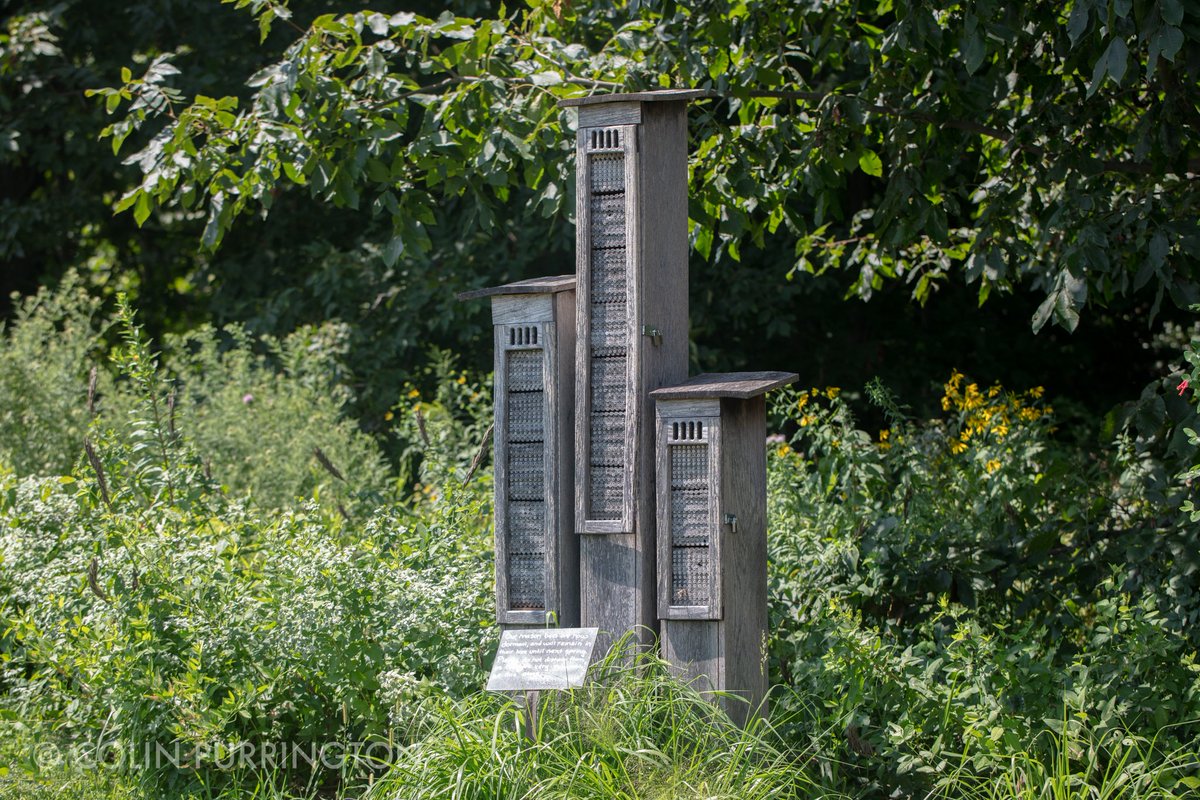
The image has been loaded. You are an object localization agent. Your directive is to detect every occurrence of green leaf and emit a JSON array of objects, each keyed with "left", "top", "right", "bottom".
[
  {"left": 201, "top": 193, "right": 226, "bottom": 249},
  {"left": 1161, "top": 0, "right": 1184, "bottom": 26},
  {"left": 382, "top": 234, "right": 404, "bottom": 268},
  {"left": 1107, "top": 37, "right": 1129, "bottom": 85},
  {"left": 530, "top": 71, "right": 563, "bottom": 86},
  {"left": 1149, "top": 231, "right": 1170, "bottom": 268},
  {"left": 1104, "top": 35, "right": 1123, "bottom": 83},
  {"left": 1032, "top": 292, "right": 1056, "bottom": 333},
  {"left": 709, "top": 50, "right": 730, "bottom": 80},
  {"left": 961, "top": 32, "right": 985, "bottom": 74},
  {"left": 133, "top": 192, "right": 152, "bottom": 226},
  {"left": 1150, "top": 26, "right": 1184, "bottom": 75},
  {"left": 858, "top": 150, "right": 883, "bottom": 177},
  {"left": 1066, "top": 3, "right": 1089, "bottom": 45},
  {"left": 1088, "top": 37, "right": 1129, "bottom": 95},
  {"left": 113, "top": 191, "right": 138, "bottom": 214},
  {"left": 960, "top": 16, "right": 985, "bottom": 74}
]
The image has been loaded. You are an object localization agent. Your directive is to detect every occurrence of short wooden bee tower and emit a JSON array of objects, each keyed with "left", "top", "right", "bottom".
[
  {"left": 557, "top": 89, "right": 710, "bottom": 652},
  {"left": 457, "top": 276, "right": 579, "bottom": 629},
  {"left": 650, "top": 371, "right": 797, "bottom": 725}
]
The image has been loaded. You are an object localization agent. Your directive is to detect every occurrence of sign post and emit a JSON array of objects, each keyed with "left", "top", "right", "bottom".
[{"left": 486, "top": 627, "right": 600, "bottom": 739}]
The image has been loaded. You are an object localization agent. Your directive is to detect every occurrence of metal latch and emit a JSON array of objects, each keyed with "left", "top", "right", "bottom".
[
  {"left": 724, "top": 513, "right": 738, "bottom": 534},
  {"left": 642, "top": 325, "right": 662, "bottom": 346}
]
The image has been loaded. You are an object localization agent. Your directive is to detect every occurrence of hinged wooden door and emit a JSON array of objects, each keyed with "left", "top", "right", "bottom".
[
  {"left": 656, "top": 406, "right": 722, "bottom": 620},
  {"left": 495, "top": 322, "right": 554, "bottom": 623},
  {"left": 576, "top": 124, "right": 639, "bottom": 535}
]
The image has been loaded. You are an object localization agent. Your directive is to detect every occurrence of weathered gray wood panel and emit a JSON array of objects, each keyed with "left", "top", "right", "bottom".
[
  {"left": 458, "top": 275, "right": 576, "bottom": 301},
  {"left": 631, "top": 100, "right": 691, "bottom": 646},
  {"left": 654, "top": 378, "right": 792, "bottom": 725},
  {"left": 719, "top": 395, "right": 769, "bottom": 724},
  {"left": 656, "top": 401, "right": 722, "bottom": 621},
  {"left": 566, "top": 94, "right": 693, "bottom": 652},
  {"left": 579, "top": 534, "right": 638, "bottom": 654},
  {"left": 559, "top": 89, "right": 714, "bottom": 107},
  {"left": 577, "top": 102, "right": 641, "bottom": 128},
  {"left": 649, "top": 372, "right": 797, "bottom": 401},
  {"left": 661, "top": 619, "right": 721, "bottom": 695},
  {"left": 552, "top": 289, "right": 579, "bottom": 628},
  {"left": 574, "top": 123, "right": 638, "bottom": 535}
]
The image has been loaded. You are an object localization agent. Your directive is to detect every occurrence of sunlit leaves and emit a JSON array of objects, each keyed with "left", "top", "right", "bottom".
[{"left": 92, "top": 0, "right": 1200, "bottom": 333}]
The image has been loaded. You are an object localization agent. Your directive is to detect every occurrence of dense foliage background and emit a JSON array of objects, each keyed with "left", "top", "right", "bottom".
[
  {"left": 2, "top": 1, "right": 1199, "bottom": 798},
  {"left": 5, "top": 0, "right": 1199, "bottom": 424}
]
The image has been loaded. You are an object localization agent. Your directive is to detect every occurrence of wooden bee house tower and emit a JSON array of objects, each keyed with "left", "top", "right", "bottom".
[
  {"left": 457, "top": 276, "right": 579, "bottom": 629},
  {"left": 650, "top": 372, "right": 797, "bottom": 725},
  {"left": 557, "top": 90, "right": 708, "bottom": 651}
]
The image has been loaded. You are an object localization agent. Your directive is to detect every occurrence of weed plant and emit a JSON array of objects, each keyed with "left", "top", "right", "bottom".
[
  {"left": 1, "top": 284, "right": 1199, "bottom": 799},
  {"left": 766, "top": 380, "right": 1200, "bottom": 796}
]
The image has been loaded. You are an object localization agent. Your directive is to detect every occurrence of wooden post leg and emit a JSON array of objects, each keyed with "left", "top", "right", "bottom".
[{"left": 524, "top": 690, "right": 539, "bottom": 740}]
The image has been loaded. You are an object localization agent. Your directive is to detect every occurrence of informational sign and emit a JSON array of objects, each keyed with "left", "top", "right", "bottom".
[{"left": 486, "top": 627, "right": 599, "bottom": 692}]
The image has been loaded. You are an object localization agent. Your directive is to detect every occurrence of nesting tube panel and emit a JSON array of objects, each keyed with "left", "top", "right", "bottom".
[
  {"left": 457, "top": 277, "right": 579, "bottom": 630},
  {"left": 560, "top": 92, "right": 703, "bottom": 653}
]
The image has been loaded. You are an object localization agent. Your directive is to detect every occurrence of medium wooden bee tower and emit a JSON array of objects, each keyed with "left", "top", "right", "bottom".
[{"left": 458, "top": 276, "right": 579, "bottom": 629}]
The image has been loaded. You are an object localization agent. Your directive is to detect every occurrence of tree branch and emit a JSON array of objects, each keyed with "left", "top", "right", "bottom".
[{"left": 747, "top": 89, "right": 1200, "bottom": 178}]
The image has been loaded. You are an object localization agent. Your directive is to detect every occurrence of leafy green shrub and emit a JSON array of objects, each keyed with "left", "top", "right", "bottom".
[
  {"left": 0, "top": 272, "right": 108, "bottom": 477},
  {"left": 0, "top": 275, "right": 399, "bottom": 516},
  {"left": 765, "top": 377, "right": 1200, "bottom": 796},
  {"left": 162, "top": 320, "right": 392, "bottom": 512},
  {"left": 389, "top": 347, "right": 494, "bottom": 492},
  {"left": 0, "top": 303, "right": 497, "bottom": 793}
]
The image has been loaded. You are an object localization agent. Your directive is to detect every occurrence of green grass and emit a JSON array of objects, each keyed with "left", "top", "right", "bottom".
[
  {"left": 362, "top": 645, "right": 834, "bottom": 800},
  {"left": 939, "top": 723, "right": 1200, "bottom": 800}
]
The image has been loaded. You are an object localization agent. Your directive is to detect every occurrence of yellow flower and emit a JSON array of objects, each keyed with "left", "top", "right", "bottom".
[
  {"left": 950, "top": 440, "right": 967, "bottom": 454},
  {"left": 800, "top": 414, "right": 817, "bottom": 427},
  {"left": 988, "top": 385, "right": 1001, "bottom": 398},
  {"left": 879, "top": 429, "right": 890, "bottom": 441},
  {"left": 986, "top": 459, "right": 1001, "bottom": 473},
  {"left": 1030, "top": 386, "right": 1045, "bottom": 398},
  {"left": 993, "top": 423, "right": 1009, "bottom": 439},
  {"left": 797, "top": 394, "right": 810, "bottom": 410},
  {"left": 941, "top": 396, "right": 952, "bottom": 411},
  {"left": 825, "top": 387, "right": 841, "bottom": 399},
  {"left": 775, "top": 444, "right": 791, "bottom": 457},
  {"left": 963, "top": 383, "right": 983, "bottom": 409},
  {"left": 384, "top": 411, "right": 394, "bottom": 421},
  {"left": 406, "top": 388, "right": 420, "bottom": 399},
  {"left": 456, "top": 375, "right": 467, "bottom": 385}
]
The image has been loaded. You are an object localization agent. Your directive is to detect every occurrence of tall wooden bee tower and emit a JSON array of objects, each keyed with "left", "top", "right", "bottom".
[{"left": 558, "top": 90, "right": 707, "bottom": 651}]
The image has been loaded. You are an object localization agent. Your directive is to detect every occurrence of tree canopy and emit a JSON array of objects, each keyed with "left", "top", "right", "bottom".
[{"left": 91, "top": 0, "right": 1200, "bottom": 333}]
